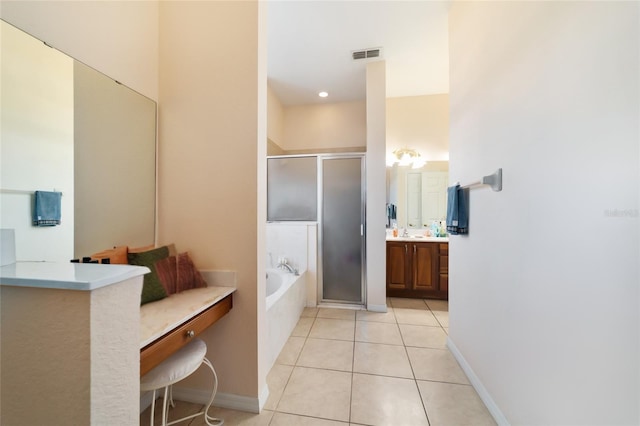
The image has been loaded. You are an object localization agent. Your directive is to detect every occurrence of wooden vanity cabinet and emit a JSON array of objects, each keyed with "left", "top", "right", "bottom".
[
  {"left": 386, "top": 242, "right": 412, "bottom": 291},
  {"left": 439, "top": 243, "right": 449, "bottom": 293},
  {"left": 386, "top": 241, "right": 448, "bottom": 299}
]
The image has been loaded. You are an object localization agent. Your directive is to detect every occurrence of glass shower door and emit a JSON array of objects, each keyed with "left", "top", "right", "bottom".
[{"left": 320, "top": 155, "right": 365, "bottom": 304}]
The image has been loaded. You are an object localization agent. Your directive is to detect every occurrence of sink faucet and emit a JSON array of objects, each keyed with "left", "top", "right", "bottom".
[{"left": 402, "top": 228, "right": 409, "bottom": 237}]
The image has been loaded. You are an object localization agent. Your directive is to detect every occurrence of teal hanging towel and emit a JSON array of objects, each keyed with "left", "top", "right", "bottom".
[
  {"left": 33, "top": 191, "right": 62, "bottom": 226},
  {"left": 446, "top": 185, "right": 468, "bottom": 235}
]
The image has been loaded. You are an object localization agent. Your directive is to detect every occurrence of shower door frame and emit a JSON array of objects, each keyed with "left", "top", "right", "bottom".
[{"left": 317, "top": 153, "right": 367, "bottom": 308}]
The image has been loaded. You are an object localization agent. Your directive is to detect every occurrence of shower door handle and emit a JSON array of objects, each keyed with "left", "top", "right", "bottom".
[{"left": 360, "top": 224, "right": 363, "bottom": 236}]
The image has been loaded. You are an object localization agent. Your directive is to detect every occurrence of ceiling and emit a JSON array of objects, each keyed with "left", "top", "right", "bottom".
[{"left": 267, "top": 1, "right": 451, "bottom": 107}]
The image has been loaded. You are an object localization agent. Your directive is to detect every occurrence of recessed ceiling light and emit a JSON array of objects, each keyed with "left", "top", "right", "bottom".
[{"left": 318, "top": 91, "right": 328, "bottom": 98}]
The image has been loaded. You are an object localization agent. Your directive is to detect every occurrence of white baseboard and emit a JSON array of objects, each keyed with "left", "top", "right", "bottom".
[
  {"left": 366, "top": 303, "right": 388, "bottom": 313},
  {"left": 447, "top": 337, "right": 509, "bottom": 426},
  {"left": 171, "top": 387, "right": 263, "bottom": 414},
  {"left": 258, "top": 383, "right": 270, "bottom": 412}
]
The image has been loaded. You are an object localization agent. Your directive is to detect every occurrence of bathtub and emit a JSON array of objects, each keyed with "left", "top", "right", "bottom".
[{"left": 266, "top": 268, "right": 307, "bottom": 370}]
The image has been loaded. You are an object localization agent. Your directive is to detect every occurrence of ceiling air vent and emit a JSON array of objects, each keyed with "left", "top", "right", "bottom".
[{"left": 352, "top": 47, "right": 383, "bottom": 61}]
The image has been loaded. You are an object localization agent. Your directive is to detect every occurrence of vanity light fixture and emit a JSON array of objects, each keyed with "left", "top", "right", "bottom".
[
  {"left": 318, "top": 91, "right": 329, "bottom": 98},
  {"left": 389, "top": 148, "right": 427, "bottom": 169}
]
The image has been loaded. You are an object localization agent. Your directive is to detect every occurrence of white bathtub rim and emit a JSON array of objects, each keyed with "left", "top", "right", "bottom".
[
  {"left": 266, "top": 270, "right": 282, "bottom": 298},
  {"left": 266, "top": 268, "right": 305, "bottom": 311}
]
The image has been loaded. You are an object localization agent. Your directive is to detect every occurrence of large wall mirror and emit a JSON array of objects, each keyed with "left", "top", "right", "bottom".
[
  {"left": 0, "top": 20, "right": 156, "bottom": 262},
  {"left": 387, "top": 161, "right": 449, "bottom": 229}
]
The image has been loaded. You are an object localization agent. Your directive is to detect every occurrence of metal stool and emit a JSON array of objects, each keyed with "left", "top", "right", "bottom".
[{"left": 141, "top": 338, "right": 223, "bottom": 426}]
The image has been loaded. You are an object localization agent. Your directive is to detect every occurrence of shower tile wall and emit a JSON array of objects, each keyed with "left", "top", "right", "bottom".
[{"left": 266, "top": 223, "right": 310, "bottom": 272}]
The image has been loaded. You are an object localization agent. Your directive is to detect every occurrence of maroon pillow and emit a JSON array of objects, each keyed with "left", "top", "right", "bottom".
[
  {"left": 155, "top": 256, "right": 177, "bottom": 295},
  {"left": 176, "top": 252, "right": 208, "bottom": 292}
]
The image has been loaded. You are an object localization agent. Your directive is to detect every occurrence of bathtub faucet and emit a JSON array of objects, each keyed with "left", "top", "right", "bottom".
[{"left": 277, "top": 259, "right": 299, "bottom": 275}]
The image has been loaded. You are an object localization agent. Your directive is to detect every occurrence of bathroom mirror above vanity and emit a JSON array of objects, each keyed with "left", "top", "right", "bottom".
[
  {"left": 0, "top": 20, "right": 156, "bottom": 261},
  {"left": 387, "top": 161, "right": 449, "bottom": 229}
]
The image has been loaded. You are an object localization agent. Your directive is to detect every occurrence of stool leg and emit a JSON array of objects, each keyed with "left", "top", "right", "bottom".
[
  {"left": 149, "top": 389, "right": 157, "bottom": 426},
  {"left": 162, "top": 385, "right": 170, "bottom": 426},
  {"left": 169, "top": 385, "right": 176, "bottom": 409},
  {"left": 202, "top": 357, "right": 224, "bottom": 426}
]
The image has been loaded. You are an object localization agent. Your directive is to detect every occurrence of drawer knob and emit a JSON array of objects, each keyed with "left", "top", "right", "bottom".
[{"left": 186, "top": 330, "right": 195, "bottom": 338}]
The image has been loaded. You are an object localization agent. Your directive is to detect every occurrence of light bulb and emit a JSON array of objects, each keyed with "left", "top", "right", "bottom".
[{"left": 399, "top": 153, "right": 412, "bottom": 166}]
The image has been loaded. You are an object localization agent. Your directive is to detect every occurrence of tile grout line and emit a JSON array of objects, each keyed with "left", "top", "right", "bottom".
[
  {"left": 270, "top": 410, "right": 352, "bottom": 425},
  {"left": 415, "top": 377, "right": 432, "bottom": 426},
  {"left": 267, "top": 299, "right": 451, "bottom": 425},
  {"left": 271, "top": 312, "right": 317, "bottom": 416},
  {"left": 349, "top": 307, "right": 357, "bottom": 425},
  {"left": 349, "top": 366, "right": 355, "bottom": 424},
  {"left": 398, "top": 300, "right": 432, "bottom": 426}
]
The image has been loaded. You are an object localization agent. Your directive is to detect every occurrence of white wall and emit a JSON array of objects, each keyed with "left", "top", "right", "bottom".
[
  {"left": 448, "top": 2, "right": 639, "bottom": 425},
  {"left": 1, "top": 21, "right": 74, "bottom": 262},
  {"left": 366, "top": 61, "right": 387, "bottom": 312},
  {"left": 386, "top": 94, "right": 449, "bottom": 162},
  {"left": 282, "top": 101, "right": 366, "bottom": 152},
  {"left": 0, "top": 1, "right": 159, "bottom": 100},
  {"left": 267, "top": 85, "right": 285, "bottom": 147}
]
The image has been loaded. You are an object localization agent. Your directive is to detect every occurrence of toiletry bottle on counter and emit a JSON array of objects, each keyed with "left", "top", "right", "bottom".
[
  {"left": 431, "top": 221, "right": 441, "bottom": 237},
  {"left": 392, "top": 223, "right": 398, "bottom": 237},
  {"left": 440, "top": 221, "right": 447, "bottom": 237}
]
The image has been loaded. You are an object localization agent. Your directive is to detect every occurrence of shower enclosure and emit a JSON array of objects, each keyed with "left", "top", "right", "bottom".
[{"left": 267, "top": 154, "right": 366, "bottom": 306}]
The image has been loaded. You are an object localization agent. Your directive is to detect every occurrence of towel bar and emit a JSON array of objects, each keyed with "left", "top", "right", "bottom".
[
  {"left": 0, "top": 188, "right": 63, "bottom": 196},
  {"left": 458, "top": 168, "right": 502, "bottom": 192}
]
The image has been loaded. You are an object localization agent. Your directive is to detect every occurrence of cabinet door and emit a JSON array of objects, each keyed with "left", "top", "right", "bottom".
[
  {"left": 412, "top": 243, "right": 439, "bottom": 291},
  {"left": 386, "top": 242, "right": 411, "bottom": 290},
  {"left": 439, "top": 243, "right": 448, "bottom": 292}
]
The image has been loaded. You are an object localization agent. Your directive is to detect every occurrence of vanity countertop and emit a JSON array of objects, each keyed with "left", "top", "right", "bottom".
[
  {"left": 0, "top": 261, "right": 149, "bottom": 291},
  {"left": 386, "top": 236, "right": 449, "bottom": 243}
]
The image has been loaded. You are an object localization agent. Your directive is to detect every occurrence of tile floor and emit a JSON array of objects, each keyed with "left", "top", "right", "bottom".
[{"left": 141, "top": 298, "right": 496, "bottom": 426}]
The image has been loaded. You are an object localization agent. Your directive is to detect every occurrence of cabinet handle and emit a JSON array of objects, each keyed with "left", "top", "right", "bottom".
[
  {"left": 413, "top": 245, "right": 416, "bottom": 254},
  {"left": 186, "top": 330, "right": 195, "bottom": 338},
  {"left": 405, "top": 244, "right": 408, "bottom": 253}
]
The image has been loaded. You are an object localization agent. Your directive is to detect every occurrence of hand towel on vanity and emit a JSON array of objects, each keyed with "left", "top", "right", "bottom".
[
  {"left": 33, "top": 191, "right": 62, "bottom": 226},
  {"left": 386, "top": 203, "right": 398, "bottom": 227},
  {"left": 386, "top": 204, "right": 391, "bottom": 227},
  {"left": 446, "top": 185, "right": 468, "bottom": 235}
]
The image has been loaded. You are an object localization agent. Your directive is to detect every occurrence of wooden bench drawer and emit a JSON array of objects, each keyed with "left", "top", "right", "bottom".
[{"left": 140, "top": 294, "right": 232, "bottom": 376}]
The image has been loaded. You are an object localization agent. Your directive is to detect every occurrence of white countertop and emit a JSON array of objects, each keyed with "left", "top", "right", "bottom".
[
  {"left": 386, "top": 236, "right": 449, "bottom": 243},
  {"left": 0, "top": 261, "right": 150, "bottom": 291},
  {"left": 140, "top": 285, "right": 236, "bottom": 347}
]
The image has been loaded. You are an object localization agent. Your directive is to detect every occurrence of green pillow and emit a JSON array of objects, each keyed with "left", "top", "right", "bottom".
[{"left": 128, "top": 245, "right": 170, "bottom": 305}]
